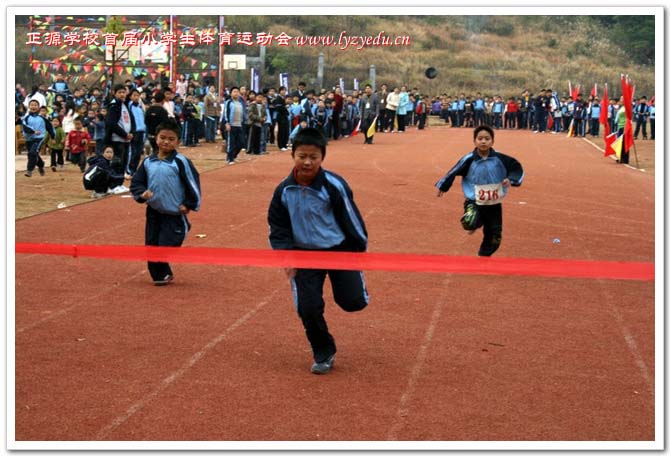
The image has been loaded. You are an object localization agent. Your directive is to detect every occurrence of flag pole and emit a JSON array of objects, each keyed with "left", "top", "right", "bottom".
[{"left": 632, "top": 143, "right": 640, "bottom": 168}]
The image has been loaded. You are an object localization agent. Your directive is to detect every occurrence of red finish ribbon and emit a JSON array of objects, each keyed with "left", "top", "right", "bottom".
[{"left": 15, "top": 243, "right": 654, "bottom": 281}]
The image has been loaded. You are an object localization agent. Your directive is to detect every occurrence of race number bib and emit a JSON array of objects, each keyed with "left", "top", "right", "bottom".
[{"left": 474, "top": 182, "right": 505, "bottom": 206}]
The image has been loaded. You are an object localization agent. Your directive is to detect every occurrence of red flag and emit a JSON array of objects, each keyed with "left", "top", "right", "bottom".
[
  {"left": 599, "top": 84, "right": 610, "bottom": 156},
  {"left": 570, "top": 83, "right": 581, "bottom": 102},
  {"left": 604, "top": 131, "right": 618, "bottom": 157},
  {"left": 350, "top": 119, "right": 361, "bottom": 136},
  {"left": 621, "top": 74, "right": 635, "bottom": 152},
  {"left": 547, "top": 112, "right": 554, "bottom": 130},
  {"left": 590, "top": 83, "right": 598, "bottom": 98}
]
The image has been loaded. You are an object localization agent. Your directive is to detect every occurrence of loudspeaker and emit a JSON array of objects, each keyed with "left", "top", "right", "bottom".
[{"left": 425, "top": 67, "right": 438, "bottom": 79}]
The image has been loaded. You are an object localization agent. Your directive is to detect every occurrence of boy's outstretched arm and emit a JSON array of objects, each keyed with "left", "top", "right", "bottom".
[{"left": 435, "top": 153, "right": 474, "bottom": 194}]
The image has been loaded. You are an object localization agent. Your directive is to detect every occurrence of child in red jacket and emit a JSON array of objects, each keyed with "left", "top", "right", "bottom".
[{"left": 65, "top": 118, "right": 91, "bottom": 172}]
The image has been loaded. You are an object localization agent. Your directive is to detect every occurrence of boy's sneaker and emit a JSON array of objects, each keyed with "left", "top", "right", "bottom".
[
  {"left": 228, "top": 161, "right": 235, "bottom": 166},
  {"left": 311, "top": 354, "right": 335, "bottom": 375},
  {"left": 38, "top": 167, "right": 45, "bottom": 176},
  {"left": 111, "top": 185, "right": 130, "bottom": 194},
  {"left": 460, "top": 203, "right": 479, "bottom": 231},
  {"left": 91, "top": 191, "right": 107, "bottom": 199},
  {"left": 154, "top": 274, "right": 174, "bottom": 286},
  {"left": 51, "top": 166, "right": 57, "bottom": 172},
  {"left": 24, "top": 171, "right": 32, "bottom": 177}
]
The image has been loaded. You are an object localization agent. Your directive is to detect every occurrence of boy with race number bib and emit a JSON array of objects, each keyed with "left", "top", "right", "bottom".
[{"left": 435, "top": 125, "right": 524, "bottom": 256}]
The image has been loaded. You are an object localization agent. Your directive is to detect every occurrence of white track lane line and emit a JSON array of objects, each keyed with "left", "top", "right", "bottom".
[{"left": 94, "top": 289, "right": 280, "bottom": 440}]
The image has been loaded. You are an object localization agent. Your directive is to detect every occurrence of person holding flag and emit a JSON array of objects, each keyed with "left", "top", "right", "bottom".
[{"left": 360, "top": 84, "right": 379, "bottom": 144}]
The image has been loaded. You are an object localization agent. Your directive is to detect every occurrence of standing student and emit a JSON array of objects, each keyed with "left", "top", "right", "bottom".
[
  {"left": 360, "top": 84, "right": 380, "bottom": 144},
  {"left": 589, "top": 97, "right": 601, "bottom": 137},
  {"left": 649, "top": 98, "right": 655, "bottom": 140},
  {"left": 436, "top": 125, "right": 524, "bottom": 257},
  {"left": 203, "top": 85, "right": 220, "bottom": 143},
  {"left": 268, "top": 128, "right": 369, "bottom": 374},
  {"left": 145, "top": 92, "right": 170, "bottom": 155},
  {"left": 127, "top": 89, "right": 146, "bottom": 176},
  {"left": 377, "top": 84, "right": 389, "bottom": 132},
  {"left": 633, "top": 96, "right": 650, "bottom": 140},
  {"left": 104, "top": 84, "right": 135, "bottom": 175},
  {"left": 22, "top": 99, "right": 55, "bottom": 177},
  {"left": 615, "top": 97, "right": 630, "bottom": 164},
  {"left": 331, "top": 86, "right": 344, "bottom": 140},
  {"left": 273, "top": 86, "right": 290, "bottom": 151},
  {"left": 130, "top": 120, "right": 201, "bottom": 286},
  {"left": 247, "top": 93, "right": 266, "bottom": 155},
  {"left": 47, "top": 117, "right": 66, "bottom": 171},
  {"left": 396, "top": 86, "right": 409, "bottom": 132},
  {"left": 473, "top": 92, "right": 485, "bottom": 127},
  {"left": 416, "top": 96, "right": 429, "bottom": 130},
  {"left": 220, "top": 86, "right": 248, "bottom": 165}
]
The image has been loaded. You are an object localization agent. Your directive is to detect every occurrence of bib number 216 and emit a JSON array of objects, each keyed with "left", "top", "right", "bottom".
[{"left": 474, "top": 183, "right": 504, "bottom": 206}]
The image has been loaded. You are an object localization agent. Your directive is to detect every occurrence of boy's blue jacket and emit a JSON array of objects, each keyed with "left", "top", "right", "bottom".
[
  {"left": 436, "top": 149, "right": 524, "bottom": 201},
  {"left": 268, "top": 168, "right": 367, "bottom": 252},
  {"left": 220, "top": 98, "right": 248, "bottom": 126},
  {"left": 130, "top": 150, "right": 201, "bottom": 215},
  {"left": 22, "top": 112, "right": 55, "bottom": 142}
]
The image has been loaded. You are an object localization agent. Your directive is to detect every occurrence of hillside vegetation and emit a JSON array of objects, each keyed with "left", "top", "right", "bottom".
[{"left": 15, "top": 15, "right": 655, "bottom": 97}]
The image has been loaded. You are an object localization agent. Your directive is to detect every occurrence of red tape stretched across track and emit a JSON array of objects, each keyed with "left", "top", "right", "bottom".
[{"left": 15, "top": 243, "right": 654, "bottom": 281}]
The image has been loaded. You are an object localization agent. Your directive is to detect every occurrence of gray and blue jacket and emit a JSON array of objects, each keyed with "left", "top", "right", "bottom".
[
  {"left": 130, "top": 150, "right": 201, "bottom": 216},
  {"left": 436, "top": 149, "right": 524, "bottom": 201},
  {"left": 268, "top": 168, "right": 367, "bottom": 252},
  {"left": 22, "top": 112, "right": 55, "bottom": 143}
]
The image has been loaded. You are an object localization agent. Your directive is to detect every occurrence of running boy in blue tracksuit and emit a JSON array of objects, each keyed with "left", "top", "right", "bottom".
[
  {"left": 130, "top": 120, "right": 201, "bottom": 286},
  {"left": 22, "top": 99, "right": 55, "bottom": 177},
  {"left": 436, "top": 125, "right": 524, "bottom": 256},
  {"left": 268, "top": 128, "right": 369, "bottom": 375}
]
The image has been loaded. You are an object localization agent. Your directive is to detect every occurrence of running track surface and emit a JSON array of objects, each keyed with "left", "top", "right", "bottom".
[{"left": 13, "top": 127, "right": 655, "bottom": 443}]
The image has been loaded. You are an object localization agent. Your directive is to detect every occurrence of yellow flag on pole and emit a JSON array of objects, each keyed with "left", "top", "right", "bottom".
[
  {"left": 566, "top": 118, "right": 574, "bottom": 137},
  {"left": 612, "top": 134, "right": 623, "bottom": 160},
  {"left": 367, "top": 117, "right": 377, "bottom": 138}
]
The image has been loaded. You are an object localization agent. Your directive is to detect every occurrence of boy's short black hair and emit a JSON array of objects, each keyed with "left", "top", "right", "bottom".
[
  {"left": 113, "top": 84, "right": 126, "bottom": 94},
  {"left": 155, "top": 119, "right": 181, "bottom": 138},
  {"left": 153, "top": 91, "right": 165, "bottom": 103},
  {"left": 473, "top": 125, "right": 494, "bottom": 141},
  {"left": 292, "top": 127, "right": 328, "bottom": 159}
]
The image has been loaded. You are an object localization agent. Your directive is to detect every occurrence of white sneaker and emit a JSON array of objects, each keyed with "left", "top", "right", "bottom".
[
  {"left": 111, "top": 185, "right": 130, "bottom": 194},
  {"left": 228, "top": 161, "right": 235, "bottom": 166},
  {"left": 91, "top": 191, "right": 107, "bottom": 199},
  {"left": 280, "top": 147, "right": 288, "bottom": 151}
]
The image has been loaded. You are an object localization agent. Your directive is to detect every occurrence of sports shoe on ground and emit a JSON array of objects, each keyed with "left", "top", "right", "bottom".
[
  {"left": 280, "top": 147, "right": 288, "bottom": 151},
  {"left": 311, "top": 354, "right": 335, "bottom": 375},
  {"left": 51, "top": 166, "right": 57, "bottom": 172},
  {"left": 154, "top": 274, "right": 174, "bottom": 286},
  {"left": 111, "top": 185, "right": 130, "bottom": 194},
  {"left": 24, "top": 171, "right": 32, "bottom": 177},
  {"left": 91, "top": 191, "right": 107, "bottom": 199},
  {"left": 228, "top": 161, "right": 235, "bottom": 166},
  {"left": 38, "top": 167, "right": 45, "bottom": 176}
]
